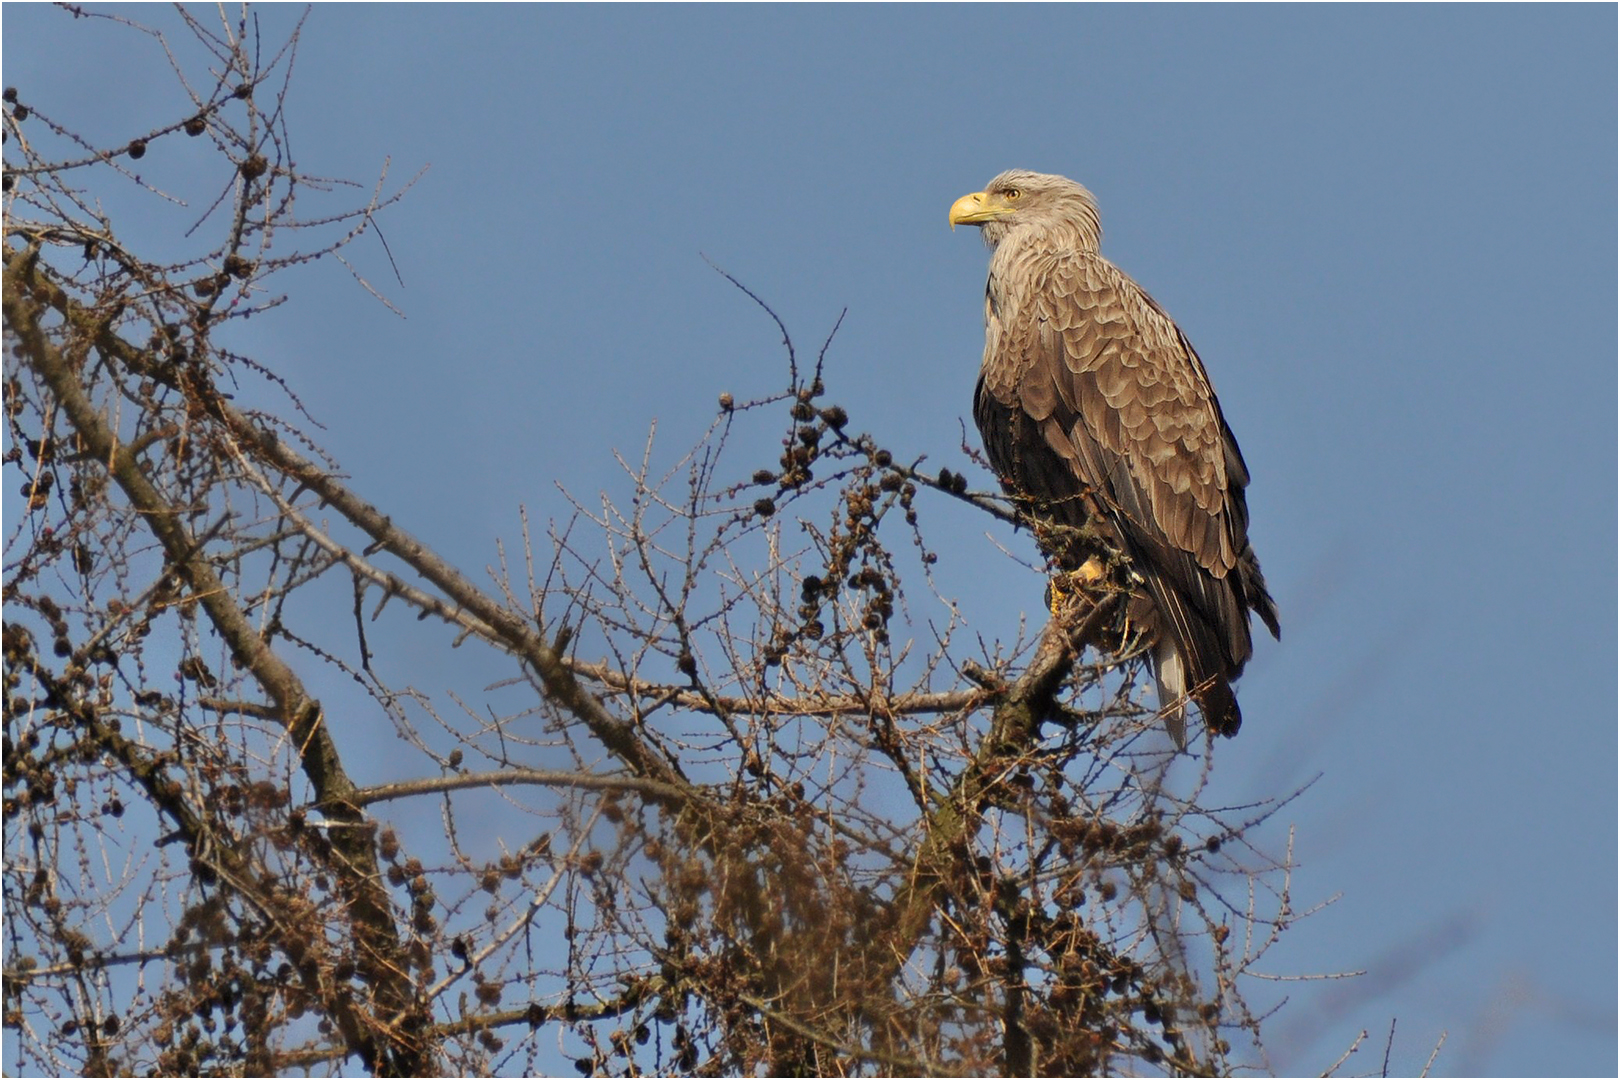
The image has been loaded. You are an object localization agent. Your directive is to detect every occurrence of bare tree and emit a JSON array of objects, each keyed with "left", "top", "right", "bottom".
[{"left": 4, "top": 8, "right": 1314, "bottom": 1077}]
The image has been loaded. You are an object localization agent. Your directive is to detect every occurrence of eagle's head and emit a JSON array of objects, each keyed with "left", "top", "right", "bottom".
[{"left": 949, "top": 170, "right": 1101, "bottom": 251}]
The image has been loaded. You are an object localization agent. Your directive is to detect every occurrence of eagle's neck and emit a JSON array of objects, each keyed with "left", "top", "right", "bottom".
[
  {"left": 981, "top": 218, "right": 1100, "bottom": 379},
  {"left": 985, "top": 228, "right": 1079, "bottom": 319}
]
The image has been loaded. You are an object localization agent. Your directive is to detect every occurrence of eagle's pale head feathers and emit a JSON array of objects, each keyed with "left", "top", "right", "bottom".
[{"left": 948, "top": 170, "right": 1102, "bottom": 251}]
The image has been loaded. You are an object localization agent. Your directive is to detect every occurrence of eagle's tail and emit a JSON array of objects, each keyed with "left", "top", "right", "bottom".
[
  {"left": 1152, "top": 638, "right": 1241, "bottom": 751},
  {"left": 1152, "top": 642, "right": 1190, "bottom": 750}
]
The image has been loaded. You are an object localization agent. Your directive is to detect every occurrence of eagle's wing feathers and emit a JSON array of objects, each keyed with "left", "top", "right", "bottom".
[
  {"left": 994, "top": 252, "right": 1259, "bottom": 730},
  {"left": 1039, "top": 262, "right": 1234, "bottom": 555}
]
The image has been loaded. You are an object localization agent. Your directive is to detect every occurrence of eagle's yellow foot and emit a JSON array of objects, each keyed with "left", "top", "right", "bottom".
[{"left": 1045, "top": 556, "right": 1106, "bottom": 615}]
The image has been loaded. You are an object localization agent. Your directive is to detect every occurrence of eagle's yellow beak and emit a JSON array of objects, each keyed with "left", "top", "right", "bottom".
[{"left": 949, "top": 190, "right": 1015, "bottom": 230}]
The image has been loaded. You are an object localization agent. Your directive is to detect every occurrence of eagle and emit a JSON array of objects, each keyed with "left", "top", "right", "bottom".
[{"left": 949, "top": 170, "right": 1279, "bottom": 747}]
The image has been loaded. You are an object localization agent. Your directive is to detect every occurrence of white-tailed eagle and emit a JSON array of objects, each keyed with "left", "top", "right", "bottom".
[{"left": 951, "top": 170, "right": 1279, "bottom": 746}]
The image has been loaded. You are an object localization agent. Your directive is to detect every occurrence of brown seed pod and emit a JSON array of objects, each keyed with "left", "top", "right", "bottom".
[
  {"left": 239, "top": 154, "right": 268, "bottom": 181},
  {"left": 126, "top": 138, "right": 147, "bottom": 160},
  {"left": 184, "top": 115, "right": 206, "bottom": 137}
]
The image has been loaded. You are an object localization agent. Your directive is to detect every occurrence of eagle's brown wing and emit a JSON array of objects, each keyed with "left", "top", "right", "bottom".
[{"left": 975, "top": 250, "right": 1277, "bottom": 738}]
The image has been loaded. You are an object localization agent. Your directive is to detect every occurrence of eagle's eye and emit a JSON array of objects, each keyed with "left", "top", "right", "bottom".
[{"left": 1003, "top": 188, "right": 1022, "bottom": 201}]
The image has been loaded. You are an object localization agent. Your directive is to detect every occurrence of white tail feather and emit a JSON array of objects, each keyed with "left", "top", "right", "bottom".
[{"left": 1153, "top": 641, "right": 1188, "bottom": 751}]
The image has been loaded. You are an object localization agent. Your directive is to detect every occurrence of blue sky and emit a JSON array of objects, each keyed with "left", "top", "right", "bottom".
[{"left": 5, "top": 4, "right": 1615, "bottom": 1076}]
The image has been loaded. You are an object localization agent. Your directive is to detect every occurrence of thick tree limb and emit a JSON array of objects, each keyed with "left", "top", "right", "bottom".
[{"left": 878, "top": 591, "right": 1121, "bottom": 982}]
